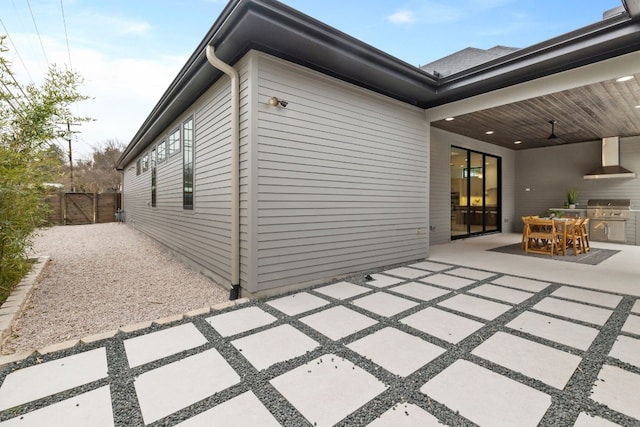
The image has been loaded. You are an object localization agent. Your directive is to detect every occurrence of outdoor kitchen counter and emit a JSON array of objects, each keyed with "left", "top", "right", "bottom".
[{"left": 548, "top": 208, "right": 587, "bottom": 217}]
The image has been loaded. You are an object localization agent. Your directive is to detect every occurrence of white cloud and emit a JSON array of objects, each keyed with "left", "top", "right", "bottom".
[{"left": 388, "top": 9, "right": 416, "bottom": 24}]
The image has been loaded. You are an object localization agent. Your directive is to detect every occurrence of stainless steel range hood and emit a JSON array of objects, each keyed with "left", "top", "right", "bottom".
[{"left": 584, "top": 136, "right": 636, "bottom": 179}]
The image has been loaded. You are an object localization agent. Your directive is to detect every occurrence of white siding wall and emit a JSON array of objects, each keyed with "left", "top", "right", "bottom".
[
  {"left": 121, "top": 56, "right": 252, "bottom": 288},
  {"left": 429, "top": 127, "right": 516, "bottom": 245},
  {"left": 254, "top": 54, "right": 429, "bottom": 292}
]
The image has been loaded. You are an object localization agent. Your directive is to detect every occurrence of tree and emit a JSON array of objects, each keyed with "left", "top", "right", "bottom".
[
  {"left": 72, "top": 140, "right": 124, "bottom": 193},
  {"left": 0, "top": 36, "right": 91, "bottom": 297}
]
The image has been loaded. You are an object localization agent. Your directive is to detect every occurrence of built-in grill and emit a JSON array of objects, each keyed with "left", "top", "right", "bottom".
[{"left": 586, "top": 199, "right": 631, "bottom": 243}]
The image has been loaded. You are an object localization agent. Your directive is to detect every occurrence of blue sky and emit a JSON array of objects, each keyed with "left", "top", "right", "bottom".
[{"left": 0, "top": 0, "right": 623, "bottom": 159}]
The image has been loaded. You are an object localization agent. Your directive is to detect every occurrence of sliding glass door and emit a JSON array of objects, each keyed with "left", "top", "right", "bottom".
[{"left": 451, "top": 147, "right": 501, "bottom": 239}]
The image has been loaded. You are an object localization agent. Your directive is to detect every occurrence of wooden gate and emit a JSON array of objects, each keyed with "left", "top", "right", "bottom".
[{"left": 46, "top": 192, "right": 121, "bottom": 225}]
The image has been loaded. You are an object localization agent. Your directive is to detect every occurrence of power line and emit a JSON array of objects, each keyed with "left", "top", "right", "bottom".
[
  {"left": 26, "top": 0, "right": 49, "bottom": 66},
  {"left": 0, "top": 18, "right": 35, "bottom": 84},
  {"left": 59, "top": 0, "right": 73, "bottom": 70}
]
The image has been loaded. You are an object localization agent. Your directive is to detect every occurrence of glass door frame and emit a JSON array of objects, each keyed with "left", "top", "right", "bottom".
[{"left": 450, "top": 146, "right": 502, "bottom": 240}]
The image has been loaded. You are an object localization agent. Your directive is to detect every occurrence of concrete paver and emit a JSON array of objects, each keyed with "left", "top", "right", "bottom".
[
  {"left": 401, "top": 306, "right": 484, "bottom": 344},
  {"left": 352, "top": 292, "right": 418, "bottom": 317},
  {"left": 438, "top": 293, "right": 511, "bottom": 320},
  {"left": 0, "top": 386, "right": 114, "bottom": 427},
  {"left": 608, "top": 335, "right": 640, "bottom": 367},
  {"left": 532, "top": 297, "right": 613, "bottom": 326},
  {"left": 471, "top": 331, "right": 581, "bottom": 389},
  {"left": 367, "top": 402, "right": 443, "bottom": 426},
  {"left": 124, "top": 323, "right": 207, "bottom": 368},
  {"left": 231, "top": 324, "right": 319, "bottom": 370},
  {"left": 1, "top": 255, "right": 639, "bottom": 426},
  {"left": 266, "top": 292, "right": 329, "bottom": 316},
  {"left": 419, "top": 273, "right": 475, "bottom": 290},
  {"left": 362, "top": 274, "right": 403, "bottom": 288},
  {"left": 590, "top": 365, "right": 640, "bottom": 420},
  {"left": 421, "top": 359, "right": 551, "bottom": 427},
  {"left": 468, "top": 283, "right": 534, "bottom": 304},
  {"left": 314, "top": 281, "right": 370, "bottom": 300},
  {"left": 270, "top": 353, "right": 386, "bottom": 427},
  {"left": 551, "top": 286, "right": 622, "bottom": 308},
  {"left": 300, "top": 306, "right": 377, "bottom": 341},
  {"left": 133, "top": 348, "right": 240, "bottom": 424},
  {"left": 205, "top": 306, "right": 276, "bottom": 337},
  {"left": 347, "top": 327, "right": 445, "bottom": 377},
  {"left": 507, "top": 311, "right": 599, "bottom": 351},
  {"left": 388, "top": 281, "right": 450, "bottom": 301},
  {"left": 0, "top": 348, "right": 107, "bottom": 411}
]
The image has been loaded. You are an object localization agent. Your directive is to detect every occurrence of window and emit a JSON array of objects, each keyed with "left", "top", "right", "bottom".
[
  {"left": 168, "top": 128, "right": 180, "bottom": 157},
  {"left": 136, "top": 159, "right": 141, "bottom": 176},
  {"left": 151, "top": 147, "right": 156, "bottom": 207},
  {"left": 142, "top": 153, "right": 149, "bottom": 172},
  {"left": 157, "top": 140, "right": 166, "bottom": 163},
  {"left": 183, "top": 117, "right": 193, "bottom": 209}
]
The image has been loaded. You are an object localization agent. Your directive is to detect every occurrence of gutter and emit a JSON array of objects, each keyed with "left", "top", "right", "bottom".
[{"left": 205, "top": 45, "right": 241, "bottom": 300}]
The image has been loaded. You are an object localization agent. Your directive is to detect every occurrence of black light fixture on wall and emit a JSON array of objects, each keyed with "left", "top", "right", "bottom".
[{"left": 548, "top": 120, "right": 559, "bottom": 140}]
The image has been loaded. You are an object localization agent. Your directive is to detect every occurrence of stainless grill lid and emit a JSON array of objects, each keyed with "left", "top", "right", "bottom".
[{"left": 587, "top": 199, "right": 631, "bottom": 209}]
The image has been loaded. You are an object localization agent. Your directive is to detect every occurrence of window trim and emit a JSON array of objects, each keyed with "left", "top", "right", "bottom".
[
  {"left": 168, "top": 127, "right": 180, "bottom": 158},
  {"left": 157, "top": 139, "right": 166, "bottom": 163},
  {"left": 183, "top": 116, "right": 194, "bottom": 210},
  {"left": 151, "top": 147, "right": 157, "bottom": 207}
]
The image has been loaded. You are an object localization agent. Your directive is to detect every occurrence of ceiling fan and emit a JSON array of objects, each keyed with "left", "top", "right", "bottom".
[{"left": 547, "top": 120, "right": 559, "bottom": 140}]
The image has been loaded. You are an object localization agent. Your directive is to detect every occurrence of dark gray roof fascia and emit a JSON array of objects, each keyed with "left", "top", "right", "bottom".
[{"left": 117, "top": 0, "right": 640, "bottom": 169}]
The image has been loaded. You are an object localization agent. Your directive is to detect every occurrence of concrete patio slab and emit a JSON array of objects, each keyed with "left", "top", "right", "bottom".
[
  {"left": 438, "top": 294, "right": 511, "bottom": 320},
  {"left": 270, "top": 353, "right": 386, "bottom": 427},
  {"left": 133, "top": 348, "right": 240, "bottom": 424},
  {"left": 421, "top": 359, "right": 551, "bottom": 427},
  {"left": 0, "top": 348, "right": 107, "bottom": 411},
  {"left": 507, "top": 311, "right": 599, "bottom": 351},
  {"left": 401, "top": 307, "right": 484, "bottom": 344},
  {"left": 206, "top": 306, "right": 276, "bottom": 337},
  {"left": 347, "top": 327, "right": 445, "bottom": 377},
  {"left": 632, "top": 300, "right": 640, "bottom": 314},
  {"left": 124, "top": 323, "right": 207, "bottom": 368},
  {"left": 388, "top": 281, "right": 450, "bottom": 302},
  {"left": 352, "top": 292, "right": 418, "bottom": 317},
  {"left": 590, "top": 364, "right": 640, "bottom": 420},
  {"left": 175, "top": 391, "right": 280, "bottom": 427},
  {"left": 300, "top": 306, "right": 377, "bottom": 341},
  {"left": 468, "top": 283, "right": 534, "bottom": 304},
  {"left": 231, "top": 324, "right": 319, "bottom": 371},
  {"left": 532, "top": 297, "right": 614, "bottom": 326},
  {"left": 471, "top": 331, "right": 581, "bottom": 389},
  {"left": 266, "top": 292, "right": 329, "bottom": 316}
]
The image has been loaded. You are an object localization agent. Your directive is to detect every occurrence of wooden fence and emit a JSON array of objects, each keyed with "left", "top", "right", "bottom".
[{"left": 45, "top": 192, "right": 121, "bottom": 225}]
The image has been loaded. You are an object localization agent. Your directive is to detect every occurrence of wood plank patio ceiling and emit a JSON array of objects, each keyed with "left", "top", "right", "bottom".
[{"left": 432, "top": 73, "right": 640, "bottom": 150}]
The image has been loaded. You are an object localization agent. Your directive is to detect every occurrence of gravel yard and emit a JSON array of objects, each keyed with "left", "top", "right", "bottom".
[{"left": 0, "top": 223, "right": 228, "bottom": 354}]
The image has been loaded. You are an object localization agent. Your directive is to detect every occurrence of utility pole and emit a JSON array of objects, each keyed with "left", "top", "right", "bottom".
[
  {"left": 67, "top": 121, "right": 74, "bottom": 192},
  {"left": 59, "top": 121, "right": 80, "bottom": 192}
]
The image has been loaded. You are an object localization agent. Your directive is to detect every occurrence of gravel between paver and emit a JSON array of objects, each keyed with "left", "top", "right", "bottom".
[{"left": 0, "top": 223, "right": 228, "bottom": 354}]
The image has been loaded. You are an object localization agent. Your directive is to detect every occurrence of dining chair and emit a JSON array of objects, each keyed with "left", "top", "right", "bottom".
[
  {"left": 524, "top": 218, "right": 557, "bottom": 256},
  {"left": 579, "top": 218, "right": 591, "bottom": 253},
  {"left": 521, "top": 215, "right": 539, "bottom": 249},
  {"left": 557, "top": 218, "right": 581, "bottom": 256}
]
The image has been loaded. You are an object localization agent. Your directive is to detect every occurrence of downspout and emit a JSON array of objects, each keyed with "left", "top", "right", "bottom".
[{"left": 205, "top": 45, "right": 241, "bottom": 300}]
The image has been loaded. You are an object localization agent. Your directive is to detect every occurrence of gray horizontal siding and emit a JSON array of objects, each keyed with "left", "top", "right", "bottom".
[
  {"left": 255, "top": 54, "right": 429, "bottom": 291},
  {"left": 121, "top": 55, "right": 252, "bottom": 286}
]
